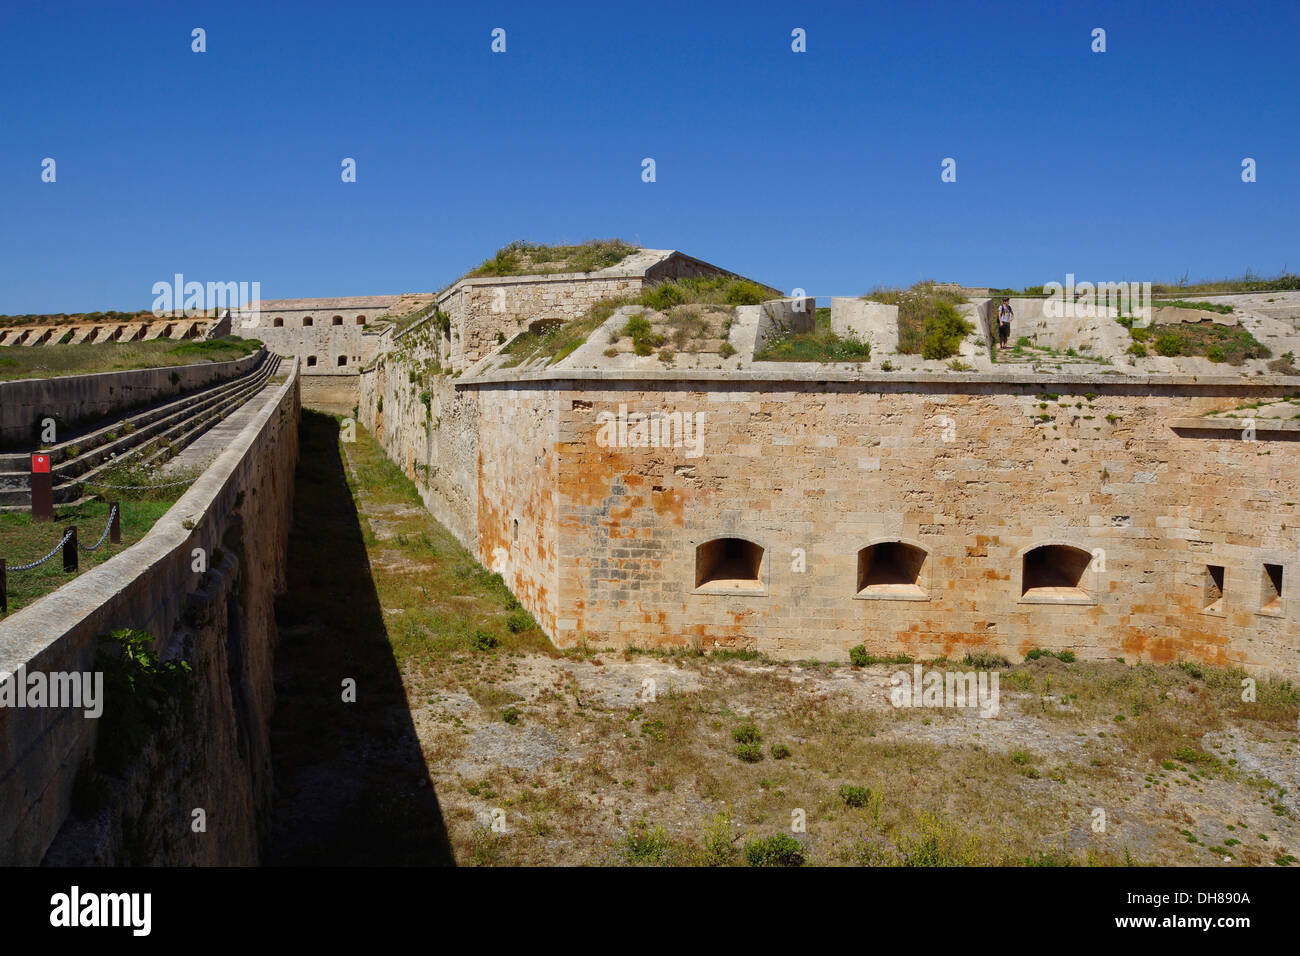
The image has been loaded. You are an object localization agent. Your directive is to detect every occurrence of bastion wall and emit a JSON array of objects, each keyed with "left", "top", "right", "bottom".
[{"left": 362, "top": 360, "right": 1300, "bottom": 676}]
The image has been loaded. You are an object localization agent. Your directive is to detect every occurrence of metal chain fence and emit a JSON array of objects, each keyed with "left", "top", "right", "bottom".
[
  {"left": 7, "top": 530, "right": 74, "bottom": 572},
  {"left": 78, "top": 503, "right": 119, "bottom": 553}
]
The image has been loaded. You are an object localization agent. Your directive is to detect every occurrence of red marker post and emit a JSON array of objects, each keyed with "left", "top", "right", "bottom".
[{"left": 31, "top": 453, "right": 53, "bottom": 522}]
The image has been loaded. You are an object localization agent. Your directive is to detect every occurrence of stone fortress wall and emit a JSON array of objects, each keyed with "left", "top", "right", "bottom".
[
  {"left": 391, "top": 249, "right": 745, "bottom": 374},
  {"left": 367, "top": 365, "right": 1300, "bottom": 677},
  {"left": 536, "top": 375, "right": 1298, "bottom": 674},
  {"left": 0, "top": 362, "right": 301, "bottom": 864},
  {"left": 0, "top": 349, "right": 264, "bottom": 447},
  {"left": 357, "top": 250, "right": 1300, "bottom": 677}
]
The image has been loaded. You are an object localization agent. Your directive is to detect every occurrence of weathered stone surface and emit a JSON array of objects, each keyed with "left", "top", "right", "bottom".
[
  {"left": 364, "top": 358, "right": 1300, "bottom": 677},
  {"left": 355, "top": 265, "right": 1300, "bottom": 679},
  {"left": 0, "top": 361, "right": 300, "bottom": 865},
  {"left": 0, "top": 350, "right": 263, "bottom": 447}
]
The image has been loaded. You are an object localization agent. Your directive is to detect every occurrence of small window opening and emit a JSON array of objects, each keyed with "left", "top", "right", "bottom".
[
  {"left": 1262, "top": 563, "right": 1283, "bottom": 613},
  {"left": 695, "top": 538, "right": 764, "bottom": 591},
  {"left": 857, "top": 542, "right": 928, "bottom": 599},
  {"left": 1204, "top": 565, "right": 1225, "bottom": 612},
  {"left": 1022, "top": 545, "right": 1092, "bottom": 601}
]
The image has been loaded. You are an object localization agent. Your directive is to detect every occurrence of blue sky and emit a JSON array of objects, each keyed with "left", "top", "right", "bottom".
[{"left": 2, "top": 0, "right": 1297, "bottom": 313}]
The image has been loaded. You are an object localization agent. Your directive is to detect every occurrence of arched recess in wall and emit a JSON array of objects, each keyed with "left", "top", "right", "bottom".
[
  {"left": 332, "top": 315, "right": 343, "bottom": 326},
  {"left": 303, "top": 316, "right": 313, "bottom": 327},
  {"left": 1019, "top": 543, "right": 1095, "bottom": 604},
  {"left": 855, "top": 539, "right": 929, "bottom": 600},
  {"left": 356, "top": 315, "right": 366, "bottom": 325},
  {"left": 694, "top": 537, "right": 766, "bottom": 592},
  {"left": 337, "top": 355, "right": 348, "bottom": 366},
  {"left": 273, "top": 317, "right": 284, "bottom": 327}
]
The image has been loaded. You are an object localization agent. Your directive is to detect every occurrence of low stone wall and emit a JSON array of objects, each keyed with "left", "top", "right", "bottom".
[
  {"left": 831, "top": 298, "right": 901, "bottom": 355},
  {"left": 753, "top": 299, "right": 815, "bottom": 354},
  {"left": 300, "top": 372, "right": 360, "bottom": 413},
  {"left": 432, "top": 251, "right": 767, "bottom": 372},
  {"left": 1153, "top": 305, "right": 1237, "bottom": 326},
  {"left": 0, "top": 350, "right": 264, "bottom": 448},
  {"left": 0, "top": 360, "right": 300, "bottom": 865},
  {"left": 440, "top": 273, "right": 646, "bottom": 372}
]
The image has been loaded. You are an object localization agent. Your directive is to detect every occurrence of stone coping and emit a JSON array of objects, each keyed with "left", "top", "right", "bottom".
[
  {"left": 432, "top": 249, "right": 758, "bottom": 300},
  {"left": 242, "top": 296, "right": 404, "bottom": 313},
  {"left": 455, "top": 365, "right": 1300, "bottom": 392},
  {"left": 434, "top": 267, "right": 658, "bottom": 299},
  {"left": 444, "top": 248, "right": 670, "bottom": 286},
  {"left": 0, "top": 358, "right": 300, "bottom": 672}
]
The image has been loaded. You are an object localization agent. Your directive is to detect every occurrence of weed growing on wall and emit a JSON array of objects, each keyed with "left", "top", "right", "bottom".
[
  {"left": 866, "top": 281, "right": 973, "bottom": 359},
  {"left": 469, "top": 239, "right": 639, "bottom": 277},
  {"left": 92, "top": 628, "right": 192, "bottom": 775}
]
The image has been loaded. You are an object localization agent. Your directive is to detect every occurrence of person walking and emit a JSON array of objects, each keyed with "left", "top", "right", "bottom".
[{"left": 997, "top": 298, "right": 1014, "bottom": 349}]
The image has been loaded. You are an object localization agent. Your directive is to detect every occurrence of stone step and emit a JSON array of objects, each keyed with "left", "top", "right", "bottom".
[{"left": 0, "top": 354, "right": 280, "bottom": 510}]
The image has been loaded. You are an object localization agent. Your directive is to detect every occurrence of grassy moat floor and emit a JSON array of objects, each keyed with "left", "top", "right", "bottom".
[{"left": 270, "top": 411, "right": 1299, "bottom": 866}]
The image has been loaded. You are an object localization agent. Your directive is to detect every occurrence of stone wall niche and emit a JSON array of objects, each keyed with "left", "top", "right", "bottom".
[
  {"left": 695, "top": 537, "right": 765, "bottom": 592},
  {"left": 856, "top": 541, "right": 928, "bottom": 600},
  {"left": 1021, "top": 544, "right": 1093, "bottom": 604},
  {"left": 1262, "top": 563, "right": 1284, "bottom": 615}
]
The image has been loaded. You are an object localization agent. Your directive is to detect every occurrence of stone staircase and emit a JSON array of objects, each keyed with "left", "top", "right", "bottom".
[{"left": 0, "top": 351, "right": 282, "bottom": 511}]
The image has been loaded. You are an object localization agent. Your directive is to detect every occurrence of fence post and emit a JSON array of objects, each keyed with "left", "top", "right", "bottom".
[
  {"left": 63, "top": 526, "right": 78, "bottom": 573},
  {"left": 0, "top": 558, "right": 6, "bottom": 614},
  {"left": 31, "top": 453, "right": 53, "bottom": 522},
  {"left": 109, "top": 502, "right": 121, "bottom": 544}
]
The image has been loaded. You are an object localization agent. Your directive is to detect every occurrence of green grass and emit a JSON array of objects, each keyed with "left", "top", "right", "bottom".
[
  {"left": 1146, "top": 322, "right": 1271, "bottom": 364},
  {"left": 0, "top": 336, "right": 262, "bottom": 382},
  {"left": 1152, "top": 270, "right": 1300, "bottom": 295},
  {"left": 80, "top": 461, "right": 203, "bottom": 502},
  {"left": 269, "top": 409, "right": 462, "bottom": 865},
  {"left": 498, "top": 275, "right": 777, "bottom": 367},
  {"left": 385, "top": 301, "right": 445, "bottom": 335},
  {"left": 500, "top": 299, "right": 626, "bottom": 367},
  {"left": 989, "top": 286, "right": 1049, "bottom": 297},
  {"left": 328, "top": 414, "right": 554, "bottom": 665},
  {"left": 621, "top": 314, "right": 666, "bottom": 356},
  {"left": 866, "top": 281, "right": 972, "bottom": 359},
  {"left": 467, "top": 239, "right": 639, "bottom": 277},
  {"left": 755, "top": 309, "right": 870, "bottom": 363},
  {"left": 1157, "top": 300, "right": 1235, "bottom": 315},
  {"left": 635, "top": 275, "right": 773, "bottom": 311},
  {"left": 0, "top": 498, "right": 176, "bottom": 617}
]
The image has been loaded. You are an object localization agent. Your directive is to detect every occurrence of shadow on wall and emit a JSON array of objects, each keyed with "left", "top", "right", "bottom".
[{"left": 267, "top": 410, "right": 454, "bottom": 865}]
